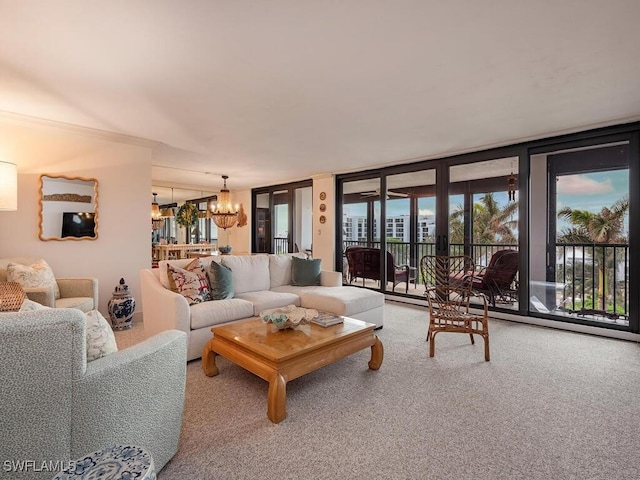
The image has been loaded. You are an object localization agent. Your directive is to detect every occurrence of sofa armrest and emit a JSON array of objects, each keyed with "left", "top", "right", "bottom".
[
  {"left": 24, "top": 286, "right": 55, "bottom": 307},
  {"left": 73, "top": 330, "right": 187, "bottom": 471},
  {"left": 320, "top": 270, "right": 342, "bottom": 287},
  {"left": 57, "top": 277, "right": 99, "bottom": 304},
  {"left": 140, "top": 268, "right": 191, "bottom": 335}
]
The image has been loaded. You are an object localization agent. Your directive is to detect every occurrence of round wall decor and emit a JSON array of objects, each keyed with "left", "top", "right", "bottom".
[
  {"left": 319, "top": 215, "right": 326, "bottom": 224},
  {"left": 319, "top": 203, "right": 326, "bottom": 212},
  {"left": 319, "top": 192, "right": 326, "bottom": 200}
]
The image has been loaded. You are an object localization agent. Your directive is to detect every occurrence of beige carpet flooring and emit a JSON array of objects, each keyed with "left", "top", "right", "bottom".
[{"left": 115, "top": 301, "right": 640, "bottom": 480}]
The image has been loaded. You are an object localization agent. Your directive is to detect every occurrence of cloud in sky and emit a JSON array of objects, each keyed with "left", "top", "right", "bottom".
[
  {"left": 557, "top": 175, "right": 613, "bottom": 195},
  {"left": 419, "top": 208, "right": 434, "bottom": 216}
]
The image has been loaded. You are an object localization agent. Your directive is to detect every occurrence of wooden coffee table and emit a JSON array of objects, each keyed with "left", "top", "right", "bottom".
[{"left": 202, "top": 316, "right": 383, "bottom": 423}]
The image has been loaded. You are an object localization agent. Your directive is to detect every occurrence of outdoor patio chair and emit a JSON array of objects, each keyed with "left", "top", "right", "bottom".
[
  {"left": 471, "top": 249, "right": 519, "bottom": 307},
  {"left": 420, "top": 254, "right": 490, "bottom": 361}
]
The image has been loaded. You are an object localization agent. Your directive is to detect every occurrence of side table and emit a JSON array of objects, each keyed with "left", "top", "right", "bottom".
[{"left": 52, "top": 445, "right": 156, "bottom": 480}]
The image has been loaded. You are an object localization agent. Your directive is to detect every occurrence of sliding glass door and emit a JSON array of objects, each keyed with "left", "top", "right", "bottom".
[{"left": 529, "top": 140, "right": 631, "bottom": 328}]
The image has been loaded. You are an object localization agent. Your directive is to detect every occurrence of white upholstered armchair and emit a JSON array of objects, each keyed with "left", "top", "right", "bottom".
[
  {"left": 0, "top": 308, "right": 187, "bottom": 479},
  {"left": 0, "top": 256, "right": 98, "bottom": 312}
]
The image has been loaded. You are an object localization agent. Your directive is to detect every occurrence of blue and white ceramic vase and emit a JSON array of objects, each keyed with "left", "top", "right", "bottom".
[{"left": 108, "top": 278, "right": 136, "bottom": 330}]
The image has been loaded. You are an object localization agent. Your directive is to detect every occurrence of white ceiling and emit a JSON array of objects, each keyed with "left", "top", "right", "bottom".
[{"left": 2, "top": 1, "right": 639, "bottom": 195}]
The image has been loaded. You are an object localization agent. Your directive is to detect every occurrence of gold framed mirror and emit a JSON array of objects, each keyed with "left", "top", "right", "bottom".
[{"left": 39, "top": 174, "right": 99, "bottom": 241}]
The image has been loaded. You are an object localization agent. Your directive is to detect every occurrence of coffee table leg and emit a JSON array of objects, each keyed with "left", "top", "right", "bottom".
[
  {"left": 267, "top": 372, "right": 287, "bottom": 423},
  {"left": 202, "top": 339, "right": 219, "bottom": 377},
  {"left": 368, "top": 335, "right": 383, "bottom": 370}
]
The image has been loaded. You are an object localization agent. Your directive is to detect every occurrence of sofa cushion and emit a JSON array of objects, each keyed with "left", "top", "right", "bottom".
[
  {"left": 207, "top": 260, "right": 234, "bottom": 300},
  {"left": 299, "top": 286, "right": 384, "bottom": 316},
  {"left": 221, "top": 255, "right": 270, "bottom": 295},
  {"left": 85, "top": 309, "right": 118, "bottom": 362},
  {"left": 291, "top": 257, "right": 321, "bottom": 286},
  {"left": 269, "top": 253, "right": 307, "bottom": 289},
  {"left": 56, "top": 296, "right": 95, "bottom": 312},
  {"left": 7, "top": 259, "right": 60, "bottom": 299},
  {"left": 158, "top": 256, "right": 221, "bottom": 290},
  {"left": 190, "top": 298, "right": 255, "bottom": 330},
  {"left": 235, "top": 290, "right": 301, "bottom": 316},
  {"left": 167, "top": 261, "right": 212, "bottom": 305}
]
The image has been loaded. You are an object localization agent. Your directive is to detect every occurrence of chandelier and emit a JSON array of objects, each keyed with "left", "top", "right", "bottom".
[
  {"left": 210, "top": 175, "right": 238, "bottom": 230},
  {"left": 151, "top": 192, "right": 164, "bottom": 230}
]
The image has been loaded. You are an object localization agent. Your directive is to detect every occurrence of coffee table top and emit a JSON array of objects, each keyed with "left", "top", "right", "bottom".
[{"left": 211, "top": 316, "right": 375, "bottom": 362}]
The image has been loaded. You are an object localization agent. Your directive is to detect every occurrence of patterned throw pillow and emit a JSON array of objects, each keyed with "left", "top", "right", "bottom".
[
  {"left": 167, "top": 260, "right": 212, "bottom": 305},
  {"left": 6, "top": 259, "right": 60, "bottom": 300},
  {"left": 85, "top": 309, "right": 118, "bottom": 362}
]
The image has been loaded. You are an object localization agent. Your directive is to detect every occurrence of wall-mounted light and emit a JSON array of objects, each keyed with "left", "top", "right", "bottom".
[{"left": 0, "top": 161, "right": 17, "bottom": 211}]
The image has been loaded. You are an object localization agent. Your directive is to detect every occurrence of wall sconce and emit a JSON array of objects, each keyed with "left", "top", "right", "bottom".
[{"left": 0, "top": 161, "right": 18, "bottom": 211}]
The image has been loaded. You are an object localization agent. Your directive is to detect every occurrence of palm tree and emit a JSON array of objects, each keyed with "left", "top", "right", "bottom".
[
  {"left": 449, "top": 193, "right": 518, "bottom": 245},
  {"left": 557, "top": 197, "right": 629, "bottom": 312}
]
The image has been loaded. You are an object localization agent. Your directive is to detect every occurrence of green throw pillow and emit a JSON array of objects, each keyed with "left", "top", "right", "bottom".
[
  {"left": 291, "top": 257, "right": 321, "bottom": 286},
  {"left": 208, "top": 260, "right": 234, "bottom": 300}
]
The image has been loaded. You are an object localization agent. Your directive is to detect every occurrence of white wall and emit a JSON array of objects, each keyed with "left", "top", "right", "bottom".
[{"left": 0, "top": 118, "right": 152, "bottom": 319}]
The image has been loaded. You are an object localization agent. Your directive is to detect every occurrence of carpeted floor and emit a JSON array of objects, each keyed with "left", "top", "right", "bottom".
[{"left": 115, "top": 301, "right": 640, "bottom": 480}]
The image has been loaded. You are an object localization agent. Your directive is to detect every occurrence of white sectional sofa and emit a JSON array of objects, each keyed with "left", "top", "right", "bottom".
[{"left": 140, "top": 253, "right": 384, "bottom": 360}]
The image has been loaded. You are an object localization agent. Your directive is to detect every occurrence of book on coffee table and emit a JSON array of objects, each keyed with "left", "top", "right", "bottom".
[{"left": 311, "top": 312, "right": 344, "bottom": 327}]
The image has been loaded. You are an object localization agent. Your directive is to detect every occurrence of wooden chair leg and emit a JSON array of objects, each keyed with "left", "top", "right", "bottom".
[
  {"left": 484, "top": 335, "right": 490, "bottom": 361},
  {"left": 469, "top": 333, "right": 475, "bottom": 345}
]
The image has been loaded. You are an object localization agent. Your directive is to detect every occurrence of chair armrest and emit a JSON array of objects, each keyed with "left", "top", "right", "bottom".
[
  {"left": 73, "top": 330, "right": 187, "bottom": 471},
  {"left": 57, "top": 277, "right": 99, "bottom": 304},
  {"left": 24, "top": 286, "right": 55, "bottom": 307},
  {"left": 320, "top": 270, "right": 342, "bottom": 287},
  {"left": 140, "top": 269, "right": 191, "bottom": 335}
]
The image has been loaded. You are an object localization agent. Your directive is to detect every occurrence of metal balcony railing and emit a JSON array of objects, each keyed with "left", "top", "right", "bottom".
[{"left": 342, "top": 240, "right": 629, "bottom": 319}]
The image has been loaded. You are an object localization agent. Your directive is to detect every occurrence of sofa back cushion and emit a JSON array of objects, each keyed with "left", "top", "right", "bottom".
[
  {"left": 269, "top": 253, "right": 307, "bottom": 289},
  {"left": 221, "top": 255, "right": 270, "bottom": 294}
]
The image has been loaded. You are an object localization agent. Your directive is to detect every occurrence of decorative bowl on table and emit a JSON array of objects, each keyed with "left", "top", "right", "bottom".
[
  {"left": 218, "top": 245, "right": 233, "bottom": 255},
  {"left": 260, "top": 305, "right": 318, "bottom": 330}
]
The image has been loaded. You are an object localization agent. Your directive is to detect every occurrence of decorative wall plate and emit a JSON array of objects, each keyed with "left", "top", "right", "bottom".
[
  {"left": 319, "top": 192, "right": 326, "bottom": 200},
  {"left": 319, "top": 215, "right": 326, "bottom": 224},
  {"left": 319, "top": 203, "right": 326, "bottom": 212}
]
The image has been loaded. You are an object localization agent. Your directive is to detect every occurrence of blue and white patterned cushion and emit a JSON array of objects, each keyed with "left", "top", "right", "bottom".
[{"left": 54, "top": 444, "right": 156, "bottom": 480}]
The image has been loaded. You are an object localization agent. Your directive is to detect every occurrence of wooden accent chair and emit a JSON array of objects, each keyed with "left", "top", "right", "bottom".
[
  {"left": 345, "top": 246, "right": 412, "bottom": 293},
  {"left": 420, "top": 254, "right": 490, "bottom": 361},
  {"left": 471, "top": 249, "right": 519, "bottom": 307}
]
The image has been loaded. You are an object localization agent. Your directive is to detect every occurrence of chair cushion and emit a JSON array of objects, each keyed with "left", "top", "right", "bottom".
[
  {"left": 56, "top": 296, "right": 95, "bottom": 313},
  {"left": 167, "top": 261, "right": 212, "bottom": 305},
  {"left": 291, "top": 257, "right": 321, "bottom": 286},
  {"left": 207, "top": 260, "right": 234, "bottom": 300},
  {"left": 221, "top": 255, "right": 270, "bottom": 294},
  {"left": 235, "top": 290, "right": 301, "bottom": 316},
  {"left": 6, "top": 259, "right": 60, "bottom": 299}
]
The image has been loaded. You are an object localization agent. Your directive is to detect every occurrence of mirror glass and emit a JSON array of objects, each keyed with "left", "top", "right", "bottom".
[{"left": 39, "top": 174, "right": 99, "bottom": 241}]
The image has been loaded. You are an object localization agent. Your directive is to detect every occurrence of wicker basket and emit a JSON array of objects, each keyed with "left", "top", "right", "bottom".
[{"left": 0, "top": 282, "right": 27, "bottom": 312}]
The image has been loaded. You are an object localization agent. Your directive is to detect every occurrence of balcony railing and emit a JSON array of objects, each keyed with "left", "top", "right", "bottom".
[
  {"left": 342, "top": 239, "right": 629, "bottom": 320},
  {"left": 274, "top": 237, "right": 289, "bottom": 254}
]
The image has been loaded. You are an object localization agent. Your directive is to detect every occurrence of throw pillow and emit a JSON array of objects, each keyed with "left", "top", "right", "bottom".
[
  {"left": 6, "top": 259, "right": 60, "bottom": 300},
  {"left": 167, "top": 262, "right": 212, "bottom": 305},
  {"left": 85, "top": 309, "right": 118, "bottom": 362},
  {"left": 208, "top": 260, "right": 234, "bottom": 300},
  {"left": 18, "top": 298, "right": 48, "bottom": 312},
  {"left": 291, "top": 257, "right": 322, "bottom": 286}
]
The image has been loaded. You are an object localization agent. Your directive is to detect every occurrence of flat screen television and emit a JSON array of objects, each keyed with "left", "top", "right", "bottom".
[{"left": 61, "top": 212, "right": 96, "bottom": 238}]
